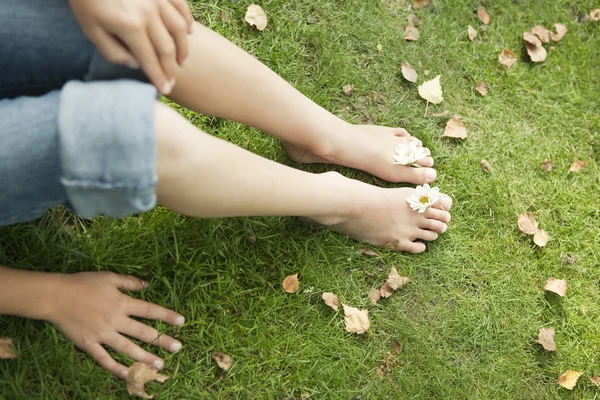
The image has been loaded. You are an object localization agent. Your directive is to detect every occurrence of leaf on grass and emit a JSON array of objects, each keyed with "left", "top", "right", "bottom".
[
  {"left": 590, "top": 376, "right": 600, "bottom": 387},
  {"left": 391, "top": 339, "right": 402, "bottom": 354},
  {"left": 212, "top": 352, "right": 233, "bottom": 370},
  {"left": 544, "top": 277, "right": 567, "bottom": 297},
  {"left": 569, "top": 160, "right": 587, "bottom": 173},
  {"left": 541, "top": 158, "right": 553, "bottom": 172},
  {"left": 412, "top": 0, "right": 431, "bottom": 9},
  {"left": 533, "top": 229, "right": 549, "bottom": 247},
  {"left": 343, "top": 84, "right": 353, "bottom": 96},
  {"left": 386, "top": 267, "right": 410, "bottom": 290},
  {"left": 517, "top": 213, "right": 538, "bottom": 235},
  {"left": 221, "top": 10, "right": 230, "bottom": 23},
  {"left": 126, "top": 362, "right": 170, "bottom": 399},
  {"left": 562, "top": 253, "right": 577, "bottom": 265},
  {"left": 282, "top": 274, "right": 299, "bottom": 293},
  {"left": 537, "top": 328, "right": 557, "bottom": 351},
  {"left": 475, "top": 81, "right": 488, "bottom": 96},
  {"left": 244, "top": 4, "right": 268, "bottom": 31},
  {"left": 444, "top": 117, "right": 467, "bottom": 139},
  {"left": 418, "top": 75, "right": 443, "bottom": 104},
  {"left": 401, "top": 62, "right": 418, "bottom": 83},
  {"left": 498, "top": 49, "right": 517, "bottom": 70},
  {"left": 385, "top": 239, "right": 402, "bottom": 251},
  {"left": 480, "top": 159, "right": 492, "bottom": 173},
  {"left": 343, "top": 304, "right": 370, "bottom": 334},
  {"left": 377, "top": 42, "right": 383, "bottom": 53},
  {"left": 558, "top": 370, "right": 582, "bottom": 390},
  {"left": 404, "top": 25, "right": 420, "bottom": 41},
  {"left": 380, "top": 282, "right": 394, "bottom": 298},
  {"left": 375, "top": 352, "right": 399, "bottom": 378},
  {"left": 549, "top": 23, "right": 567, "bottom": 42},
  {"left": 467, "top": 25, "right": 477, "bottom": 41},
  {"left": 591, "top": 9, "right": 600, "bottom": 21},
  {"left": 0, "top": 338, "right": 17, "bottom": 359},
  {"left": 370, "top": 289, "right": 382, "bottom": 305},
  {"left": 523, "top": 32, "right": 547, "bottom": 62},
  {"left": 358, "top": 248, "right": 380, "bottom": 257},
  {"left": 531, "top": 25, "right": 551, "bottom": 43},
  {"left": 431, "top": 110, "right": 449, "bottom": 117},
  {"left": 408, "top": 14, "right": 421, "bottom": 26},
  {"left": 477, "top": 7, "right": 490, "bottom": 25},
  {"left": 322, "top": 292, "right": 340, "bottom": 311}
]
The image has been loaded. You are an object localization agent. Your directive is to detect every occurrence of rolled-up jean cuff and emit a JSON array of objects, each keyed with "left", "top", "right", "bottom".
[{"left": 57, "top": 80, "right": 158, "bottom": 218}]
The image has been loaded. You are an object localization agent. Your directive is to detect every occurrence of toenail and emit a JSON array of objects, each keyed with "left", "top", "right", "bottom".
[
  {"left": 170, "top": 342, "right": 182, "bottom": 353},
  {"left": 441, "top": 196, "right": 452, "bottom": 210},
  {"left": 425, "top": 169, "right": 437, "bottom": 182},
  {"left": 121, "top": 370, "right": 129, "bottom": 379},
  {"left": 153, "top": 359, "right": 164, "bottom": 370}
]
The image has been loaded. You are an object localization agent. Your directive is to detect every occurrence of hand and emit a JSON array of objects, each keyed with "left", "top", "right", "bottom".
[
  {"left": 69, "top": 0, "right": 194, "bottom": 95},
  {"left": 45, "top": 271, "right": 185, "bottom": 379}
]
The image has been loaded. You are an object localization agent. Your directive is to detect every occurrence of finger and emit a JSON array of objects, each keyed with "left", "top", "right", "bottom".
[
  {"left": 120, "top": 318, "right": 182, "bottom": 353},
  {"left": 106, "top": 333, "right": 165, "bottom": 371},
  {"left": 168, "top": 0, "right": 194, "bottom": 33},
  {"left": 123, "top": 31, "right": 172, "bottom": 94},
  {"left": 128, "top": 298, "right": 185, "bottom": 326},
  {"left": 148, "top": 21, "right": 178, "bottom": 87},
  {"left": 111, "top": 274, "right": 148, "bottom": 292},
  {"left": 160, "top": 1, "right": 189, "bottom": 65},
  {"left": 419, "top": 218, "right": 448, "bottom": 234},
  {"left": 90, "top": 28, "right": 140, "bottom": 69},
  {"left": 423, "top": 207, "right": 451, "bottom": 223},
  {"left": 87, "top": 343, "right": 129, "bottom": 379}
]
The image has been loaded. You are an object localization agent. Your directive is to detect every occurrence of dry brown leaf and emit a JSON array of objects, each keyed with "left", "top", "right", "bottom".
[
  {"left": 375, "top": 352, "right": 399, "bottom": 378},
  {"left": 591, "top": 9, "right": 600, "bottom": 21},
  {"left": 444, "top": 117, "right": 467, "bottom": 139},
  {"left": 517, "top": 213, "right": 538, "bottom": 235},
  {"left": 244, "top": 4, "right": 268, "bottom": 31},
  {"left": 212, "top": 352, "right": 233, "bottom": 371},
  {"left": 221, "top": 10, "right": 230, "bottom": 23},
  {"left": 0, "top": 338, "right": 17, "bottom": 359},
  {"left": 408, "top": 14, "right": 421, "bottom": 26},
  {"left": 391, "top": 339, "right": 402, "bottom": 354},
  {"left": 544, "top": 277, "right": 567, "bottom": 297},
  {"left": 475, "top": 81, "right": 488, "bottom": 96},
  {"left": 343, "top": 304, "right": 370, "bottom": 334},
  {"left": 562, "top": 253, "right": 577, "bottom": 265},
  {"left": 590, "top": 376, "right": 600, "bottom": 387},
  {"left": 377, "top": 42, "right": 383, "bottom": 53},
  {"left": 549, "top": 23, "right": 567, "bottom": 41},
  {"left": 126, "top": 362, "right": 170, "bottom": 399},
  {"left": 480, "top": 159, "right": 492, "bottom": 173},
  {"left": 343, "top": 84, "right": 353, "bottom": 96},
  {"left": 418, "top": 75, "right": 443, "bottom": 104},
  {"left": 531, "top": 25, "right": 551, "bottom": 43},
  {"left": 412, "top": 0, "right": 431, "bottom": 9},
  {"left": 569, "top": 160, "right": 587, "bottom": 173},
  {"left": 537, "top": 328, "right": 557, "bottom": 351},
  {"left": 322, "top": 292, "right": 340, "bottom": 311},
  {"left": 533, "top": 229, "right": 549, "bottom": 247},
  {"left": 477, "top": 7, "right": 490, "bottom": 25},
  {"left": 282, "top": 274, "right": 299, "bottom": 293},
  {"left": 358, "top": 248, "right": 380, "bottom": 257},
  {"left": 385, "top": 239, "right": 402, "bottom": 251},
  {"left": 498, "top": 49, "right": 517, "bottom": 70},
  {"left": 558, "top": 370, "right": 583, "bottom": 390},
  {"left": 380, "top": 282, "right": 394, "bottom": 298},
  {"left": 467, "top": 25, "right": 477, "bottom": 41},
  {"left": 386, "top": 267, "right": 410, "bottom": 290},
  {"left": 370, "top": 289, "right": 382, "bottom": 305},
  {"left": 541, "top": 158, "right": 553, "bottom": 172},
  {"left": 401, "top": 62, "right": 418, "bottom": 83},
  {"left": 523, "top": 32, "right": 547, "bottom": 62},
  {"left": 404, "top": 25, "right": 420, "bottom": 41}
]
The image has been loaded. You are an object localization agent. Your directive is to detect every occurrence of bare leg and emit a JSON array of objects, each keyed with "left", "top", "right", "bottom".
[
  {"left": 167, "top": 23, "right": 437, "bottom": 185},
  {"left": 154, "top": 102, "right": 450, "bottom": 253}
]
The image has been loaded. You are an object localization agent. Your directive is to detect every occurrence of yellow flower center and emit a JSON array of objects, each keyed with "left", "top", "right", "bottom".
[{"left": 419, "top": 196, "right": 430, "bottom": 204}]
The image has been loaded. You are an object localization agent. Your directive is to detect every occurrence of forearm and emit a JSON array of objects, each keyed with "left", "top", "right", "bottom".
[{"left": 0, "top": 266, "right": 59, "bottom": 320}]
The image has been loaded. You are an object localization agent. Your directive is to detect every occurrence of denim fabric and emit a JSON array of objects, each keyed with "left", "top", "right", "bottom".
[{"left": 0, "top": 0, "right": 158, "bottom": 225}]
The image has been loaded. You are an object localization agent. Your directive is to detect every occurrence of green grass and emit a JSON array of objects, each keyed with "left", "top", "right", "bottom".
[{"left": 2, "top": 0, "right": 600, "bottom": 398}]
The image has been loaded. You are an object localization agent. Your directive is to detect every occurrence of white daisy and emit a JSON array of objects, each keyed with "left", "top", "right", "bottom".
[
  {"left": 393, "top": 139, "right": 428, "bottom": 166},
  {"left": 406, "top": 184, "right": 441, "bottom": 213}
]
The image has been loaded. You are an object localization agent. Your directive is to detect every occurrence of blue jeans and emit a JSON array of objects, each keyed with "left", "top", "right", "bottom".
[{"left": 0, "top": 0, "right": 159, "bottom": 226}]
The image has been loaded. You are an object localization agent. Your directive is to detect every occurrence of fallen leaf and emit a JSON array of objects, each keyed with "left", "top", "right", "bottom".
[
  {"left": 247, "top": 235, "right": 257, "bottom": 244},
  {"left": 418, "top": 75, "right": 443, "bottom": 104},
  {"left": 431, "top": 110, "right": 449, "bottom": 117},
  {"left": 477, "top": 7, "right": 490, "bottom": 25},
  {"left": 407, "top": 13, "right": 421, "bottom": 26},
  {"left": 244, "top": 4, "right": 268, "bottom": 31},
  {"left": 282, "top": 274, "right": 299, "bottom": 293},
  {"left": 404, "top": 25, "right": 420, "bottom": 41},
  {"left": 126, "top": 362, "right": 170, "bottom": 399},
  {"left": 212, "top": 352, "right": 233, "bottom": 370},
  {"left": 531, "top": 25, "right": 551, "bottom": 43},
  {"left": 537, "top": 328, "right": 557, "bottom": 351},
  {"left": 443, "top": 117, "right": 467, "bottom": 139},
  {"left": 480, "top": 159, "right": 492, "bottom": 173},
  {"left": 322, "top": 292, "right": 341, "bottom": 311},
  {"left": 386, "top": 267, "right": 410, "bottom": 290},
  {"left": 558, "top": 370, "right": 582, "bottom": 390},
  {"left": 375, "top": 352, "right": 399, "bottom": 378},
  {"left": 467, "top": 25, "right": 477, "bottom": 41},
  {"left": 343, "top": 304, "right": 370, "bottom": 334},
  {"left": 533, "top": 229, "right": 549, "bottom": 247},
  {"left": 550, "top": 23, "right": 567, "bottom": 42},
  {"left": 562, "top": 253, "right": 577, "bottom": 265},
  {"left": 377, "top": 42, "right": 383, "bottom": 53},
  {"left": 401, "top": 62, "right": 418, "bottom": 83},
  {"left": 412, "top": 0, "right": 431, "bottom": 9},
  {"left": 475, "top": 81, "right": 488, "bottom": 96},
  {"left": 569, "top": 160, "right": 587, "bottom": 173},
  {"left": 379, "top": 282, "right": 394, "bottom": 298},
  {"left": 358, "top": 248, "right": 380, "bottom": 257},
  {"left": 0, "top": 338, "right": 17, "bottom": 359},
  {"left": 343, "top": 84, "right": 353, "bottom": 96},
  {"left": 385, "top": 239, "right": 402, "bottom": 251},
  {"left": 591, "top": 9, "right": 600, "bottom": 21},
  {"left": 590, "top": 376, "right": 600, "bottom": 387},
  {"left": 540, "top": 158, "right": 553, "bottom": 172},
  {"left": 523, "top": 32, "right": 547, "bottom": 62},
  {"left": 517, "top": 213, "right": 538, "bottom": 235},
  {"left": 391, "top": 339, "right": 402, "bottom": 354},
  {"left": 498, "top": 49, "right": 517, "bottom": 70},
  {"left": 221, "top": 10, "right": 230, "bottom": 23},
  {"left": 544, "top": 277, "right": 567, "bottom": 297}
]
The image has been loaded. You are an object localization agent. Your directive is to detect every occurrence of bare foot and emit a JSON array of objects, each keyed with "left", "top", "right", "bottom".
[{"left": 283, "top": 124, "right": 437, "bottom": 185}]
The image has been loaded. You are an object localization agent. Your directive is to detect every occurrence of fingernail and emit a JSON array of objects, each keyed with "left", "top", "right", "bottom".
[
  {"left": 161, "top": 82, "right": 172, "bottom": 95},
  {"left": 441, "top": 196, "right": 452, "bottom": 210},
  {"left": 425, "top": 169, "right": 437, "bottom": 182},
  {"left": 121, "top": 370, "right": 129, "bottom": 379},
  {"left": 170, "top": 342, "right": 182, "bottom": 353},
  {"left": 126, "top": 60, "right": 140, "bottom": 70},
  {"left": 153, "top": 359, "right": 164, "bottom": 370},
  {"left": 175, "top": 315, "right": 185, "bottom": 326}
]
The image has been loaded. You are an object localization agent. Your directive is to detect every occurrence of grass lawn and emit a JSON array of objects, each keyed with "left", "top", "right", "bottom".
[{"left": 2, "top": 0, "right": 600, "bottom": 398}]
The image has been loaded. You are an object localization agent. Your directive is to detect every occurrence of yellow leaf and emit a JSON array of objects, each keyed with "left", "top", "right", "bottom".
[
  {"left": 443, "top": 117, "right": 467, "bottom": 139},
  {"left": 590, "top": 376, "right": 600, "bottom": 387},
  {"left": 480, "top": 159, "right": 492, "bottom": 173},
  {"left": 523, "top": 32, "right": 547, "bottom": 62},
  {"left": 475, "top": 81, "right": 488, "bottom": 96},
  {"left": 401, "top": 62, "right": 418, "bottom": 83},
  {"left": 537, "top": 328, "right": 556, "bottom": 351},
  {"left": 531, "top": 25, "right": 551, "bottom": 43},
  {"left": 533, "top": 228, "right": 549, "bottom": 247},
  {"left": 370, "top": 289, "right": 382, "bottom": 305},
  {"left": 498, "top": 49, "right": 517, "bottom": 70},
  {"left": 0, "top": 338, "right": 17, "bottom": 359},
  {"left": 244, "top": 4, "right": 268, "bottom": 31},
  {"left": 477, "top": 7, "right": 490, "bottom": 25},
  {"left": 418, "top": 75, "right": 443, "bottom": 104},
  {"left": 386, "top": 267, "right": 410, "bottom": 290},
  {"left": 282, "top": 274, "right": 299, "bottom": 293},
  {"left": 404, "top": 25, "right": 420, "bottom": 41},
  {"left": 549, "top": 23, "right": 567, "bottom": 42},
  {"left": 322, "top": 292, "right": 340, "bottom": 311},
  {"left": 591, "top": 9, "right": 600, "bottom": 21},
  {"left": 343, "top": 305, "right": 370, "bottom": 334},
  {"left": 126, "top": 362, "right": 170, "bottom": 399},
  {"left": 558, "top": 370, "right": 582, "bottom": 390},
  {"left": 412, "top": 0, "right": 431, "bottom": 9},
  {"left": 517, "top": 213, "right": 538, "bottom": 235},
  {"left": 544, "top": 277, "right": 567, "bottom": 297},
  {"left": 212, "top": 352, "right": 233, "bottom": 370},
  {"left": 540, "top": 158, "right": 552, "bottom": 172},
  {"left": 569, "top": 160, "right": 587, "bottom": 173},
  {"left": 467, "top": 25, "right": 477, "bottom": 41},
  {"left": 343, "top": 84, "right": 353, "bottom": 96}
]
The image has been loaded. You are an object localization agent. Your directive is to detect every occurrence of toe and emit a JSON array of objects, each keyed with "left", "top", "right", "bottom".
[
  {"left": 392, "top": 167, "right": 437, "bottom": 185},
  {"left": 393, "top": 128, "right": 410, "bottom": 137},
  {"left": 424, "top": 208, "right": 451, "bottom": 223},
  {"left": 403, "top": 240, "right": 427, "bottom": 253},
  {"left": 416, "top": 229, "right": 439, "bottom": 242},
  {"left": 417, "top": 156, "right": 434, "bottom": 168},
  {"left": 420, "top": 219, "right": 448, "bottom": 233},
  {"left": 432, "top": 195, "right": 452, "bottom": 211}
]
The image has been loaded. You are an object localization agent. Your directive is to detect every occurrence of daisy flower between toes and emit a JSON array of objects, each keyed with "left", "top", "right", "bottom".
[
  {"left": 406, "top": 184, "right": 441, "bottom": 213},
  {"left": 393, "top": 138, "right": 428, "bottom": 166}
]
